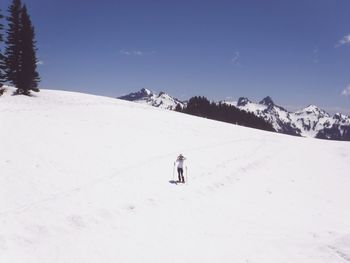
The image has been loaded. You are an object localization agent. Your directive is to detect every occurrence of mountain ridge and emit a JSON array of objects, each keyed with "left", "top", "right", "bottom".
[
  {"left": 227, "top": 96, "right": 350, "bottom": 140},
  {"left": 118, "top": 88, "right": 184, "bottom": 110},
  {"left": 118, "top": 89, "right": 350, "bottom": 141}
]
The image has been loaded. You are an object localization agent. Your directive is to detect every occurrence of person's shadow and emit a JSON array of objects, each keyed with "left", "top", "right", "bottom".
[{"left": 168, "top": 180, "right": 178, "bottom": 185}]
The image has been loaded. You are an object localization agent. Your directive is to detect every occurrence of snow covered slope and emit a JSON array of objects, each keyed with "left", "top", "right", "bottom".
[
  {"left": 227, "top": 97, "right": 350, "bottom": 140},
  {"left": 118, "top": 88, "right": 184, "bottom": 110},
  {"left": 1, "top": 88, "right": 350, "bottom": 263}
]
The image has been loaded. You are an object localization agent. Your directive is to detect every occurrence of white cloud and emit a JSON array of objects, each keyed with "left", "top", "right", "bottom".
[
  {"left": 341, "top": 85, "right": 350, "bottom": 96},
  {"left": 120, "top": 50, "right": 131, "bottom": 55},
  {"left": 231, "top": 51, "right": 240, "bottom": 65},
  {"left": 120, "top": 50, "right": 155, "bottom": 56},
  {"left": 133, "top": 50, "right": 143, "bottom": 56},
  {"left": 336, "top": 35, "right": 350, "bottom": 47},
  {"left": 36, "top": 60, "right": 44, "bottom": 65}
]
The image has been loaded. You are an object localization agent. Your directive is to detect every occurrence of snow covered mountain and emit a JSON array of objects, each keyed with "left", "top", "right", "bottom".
[
  {"left": 1, "top": 88, "right": 350, "bottom": 263},
  {"left": 120, "top": 89, "right": 350, "bottom": 140},
  {"left": 226, "top": 96, "right": 350, "bottom": 140},
  {"left": 118, "top": 88, "right": 184, "bottom": 110}
]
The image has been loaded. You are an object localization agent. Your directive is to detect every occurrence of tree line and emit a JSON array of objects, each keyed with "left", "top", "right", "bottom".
[
  {"left": 176, "top": 96, "right": 275, "bottom": 132},
  {"left": 0, "top": 0, "right": 40, "bottom": 96}
]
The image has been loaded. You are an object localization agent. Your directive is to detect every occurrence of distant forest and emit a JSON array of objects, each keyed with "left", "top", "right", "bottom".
[
  {"left": 176, "top": 96, "right": 275, "bottom": 132},
  {"left": 316, "top": 125, "right": 350, "bottom": 141}
]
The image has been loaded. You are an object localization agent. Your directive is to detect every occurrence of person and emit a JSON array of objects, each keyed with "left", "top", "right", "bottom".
[{"left": 174, "top": 154, "right": 186, "bottom": 183}]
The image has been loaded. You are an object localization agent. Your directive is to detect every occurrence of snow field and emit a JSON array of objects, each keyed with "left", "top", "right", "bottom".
[{"left": 1, "top": 88, "right": 350, "bottom": 262}]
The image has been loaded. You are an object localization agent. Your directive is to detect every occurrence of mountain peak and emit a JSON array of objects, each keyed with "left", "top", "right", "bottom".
[
  {"left": 237, "top": 97, "right": 251, "bottom": 107},
  {"left": 118, "top": 88, "right": 154, "bottom": 101},
  {"left": 158, "top": 91, "right": 168, "bottom": 97},
  {"left": 301, "top": 105, "right": 328, "bottom": 116},
  {"left": 259, "top": 96, "right": 275, "bottom": 106},
  {"left": 140, "top": 88, "right": 152, "bottom": 96},
  {"left": 304, "top": 105, "right": 320, "bottom": 111},
  {"left": 118, "top": 89, "right": 184, "bottom": 110},
  {"left": 293, "top": 105, "right": 330, "bottom": 121}
]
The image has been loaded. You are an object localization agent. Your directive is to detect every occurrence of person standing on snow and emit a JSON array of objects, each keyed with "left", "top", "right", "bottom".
[{"left": 174, "top": 154, "right": 186, "bottom": 183}]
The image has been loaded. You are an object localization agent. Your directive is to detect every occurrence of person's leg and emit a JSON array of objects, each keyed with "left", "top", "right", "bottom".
[
  {"left": 177, "top": 168, "right": 182, "bottom": 182},
  {"left": 180, "top": 168, "right": 185, "bottom": 183}
]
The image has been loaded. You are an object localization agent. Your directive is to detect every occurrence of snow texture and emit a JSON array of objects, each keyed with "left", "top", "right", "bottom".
[{"left": 1, "top": 88, "right": 350, "bottom": 262}]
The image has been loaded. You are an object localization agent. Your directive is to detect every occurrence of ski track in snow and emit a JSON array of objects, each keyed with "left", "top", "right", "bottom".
[{"left": 0, "top": 136, "right": 269, "bottom": 217}]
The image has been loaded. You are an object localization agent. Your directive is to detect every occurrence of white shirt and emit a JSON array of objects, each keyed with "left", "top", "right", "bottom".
[{"left": 176, "top": 158, "right": 186, "bottom": 169}]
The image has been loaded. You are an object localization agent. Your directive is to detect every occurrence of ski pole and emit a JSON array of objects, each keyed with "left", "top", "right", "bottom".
[{"left": 172, "top": 163, "right": 175, "bottom": 181}]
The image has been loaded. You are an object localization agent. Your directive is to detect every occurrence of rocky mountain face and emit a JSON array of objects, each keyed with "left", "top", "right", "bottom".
[
  {"left": 228, "top": 97, "right": 350, "bottom": 141},
  {"left": 118, "top": 89, "right": 184, "bottom": 110},
  {"left": 118, "top": 89, "right": 350, "bottom": 141}
]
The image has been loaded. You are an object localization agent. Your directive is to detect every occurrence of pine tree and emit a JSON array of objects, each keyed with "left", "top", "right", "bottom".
[
  {"left": 5, "top": 0, "right": 22, "bottom": 91},
  {"left": 0, "top": 8, "right": 5, "bottom": 90},
  {"left": 18, "top": 5, "right": 39, "bottom": 94},
  {"left": 5, "top": 0, "right": 40, "bottom": 95}
]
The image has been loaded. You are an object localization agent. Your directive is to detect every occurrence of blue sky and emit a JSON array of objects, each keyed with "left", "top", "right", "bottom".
[{"left": 1, "top": 0, "right": 350, "bottom": 113}]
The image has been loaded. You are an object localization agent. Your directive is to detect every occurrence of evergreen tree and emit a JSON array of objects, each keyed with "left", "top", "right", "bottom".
[
  {"left": 5, "top": 0, "right": 22, "bottom": 90},
  {"left": 0, "top": 8, "right": 5, "bottom": 90},
  {"left": 5, "top": 0, "right": 40, "bottom": 95},
  {"left": 18, "top": 5, "right": 39, "bottom": 94},
  {"left": 182, "top": 96, "right": 275, "bottom": 132}
]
